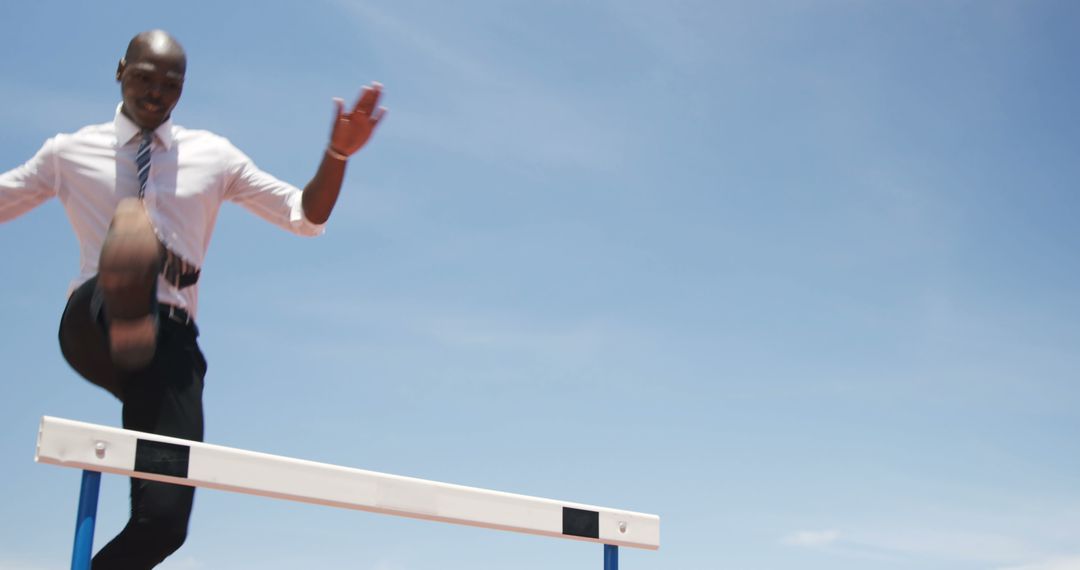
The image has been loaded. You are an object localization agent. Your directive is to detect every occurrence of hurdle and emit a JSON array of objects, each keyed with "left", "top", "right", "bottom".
[{"left": 35, "top": 416, "right": 660, "bottom": 569}]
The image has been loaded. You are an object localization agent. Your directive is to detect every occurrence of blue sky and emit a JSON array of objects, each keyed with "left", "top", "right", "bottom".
[{"left": 1, "top": 1, "right": 1079, "bottom": 569}]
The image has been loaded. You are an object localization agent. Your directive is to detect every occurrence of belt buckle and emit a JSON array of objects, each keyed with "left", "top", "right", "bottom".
[
  {"left": 166, "top": 304, "right": 190, "bottom": 325},
  {"left": 161, "top": 248, "right": 200, "bottom": 289}
]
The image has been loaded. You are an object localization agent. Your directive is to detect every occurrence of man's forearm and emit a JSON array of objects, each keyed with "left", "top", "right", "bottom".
[
  {"left": 302, "top": 82, "right": 385, "bottom": 224},
  {"left": 301, "top": 148, "right": 348, "bottom": 225}
]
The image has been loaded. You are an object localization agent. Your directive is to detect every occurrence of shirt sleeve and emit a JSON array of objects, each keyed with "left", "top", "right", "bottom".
[
  {"left": 221, "top": 144, "right": 326, "bottom": 237},
  {"left": 0, "top": 138, "right": 58, "bottom": 223}
]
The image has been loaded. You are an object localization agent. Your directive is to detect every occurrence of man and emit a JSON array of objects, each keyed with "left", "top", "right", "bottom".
[{"left": 0, "top": 30, "right": 385, "bottom": 568}]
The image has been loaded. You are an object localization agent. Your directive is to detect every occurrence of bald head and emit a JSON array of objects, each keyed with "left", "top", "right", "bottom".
[
  {"left": 116, "top": 30, "right": 187, "bottom": 130},
  {"left": 124, "top": 30, "right": 187, "bottom": 73}
]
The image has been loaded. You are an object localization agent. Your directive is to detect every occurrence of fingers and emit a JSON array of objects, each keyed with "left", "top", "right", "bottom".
[
  {"left": 327, "top": 83, "right": 386, "bottom": 154},
  {"left": 332, "top": 97, "right": 345, "bottom": 120},
  {"left": 352, "top": 82, "right": 383, "bottom": 117},
  {"left": 371, "top": 106, "right": 388, "bottom": 127}
]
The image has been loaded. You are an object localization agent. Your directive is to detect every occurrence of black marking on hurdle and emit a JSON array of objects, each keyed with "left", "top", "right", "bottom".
[
  {"left": 134, "top": 439, "right": 190, "bottom": 478},
  {"left": 562, "top": 506, "right": 600, "bottom": 539}
]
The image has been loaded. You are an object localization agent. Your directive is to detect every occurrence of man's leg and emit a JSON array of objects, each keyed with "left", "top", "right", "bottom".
[
  {"left": 88, "top": 318, "right": 206, "bottom": 570},
  {"left": 58, "top": 199, "right": 204, "bottom": 569},
  {"left": 60, "top": 287, "right": 206, "bottom": 565},
  {"left": 58, "top": 277, "right": 122, "bottom": 398},
  {"left": 59, "top": 277, "right": 206, "bottom": 569},
  {"left": 58, "top": 196, "right": 163, "bottom": 393}
]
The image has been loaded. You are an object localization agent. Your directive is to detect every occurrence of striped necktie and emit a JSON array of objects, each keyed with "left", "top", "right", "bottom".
[
  {"left": 135, "top": 130, "right": 153, "bottom": 198},
  {"left": 133, "top": 129, "right": 202, "bottom": 289}
]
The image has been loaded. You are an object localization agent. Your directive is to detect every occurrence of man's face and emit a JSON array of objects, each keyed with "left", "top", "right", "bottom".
[{"left": 117, "top": 52, "right": 185, "bottom": 131}]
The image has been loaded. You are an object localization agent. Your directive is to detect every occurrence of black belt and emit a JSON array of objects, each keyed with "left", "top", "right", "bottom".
[
  {"left": 161, "top": 248, "right": 200, "bottom": 289},
  {"left": 160, "top": 304, "right": 196, "bottom": 330}
]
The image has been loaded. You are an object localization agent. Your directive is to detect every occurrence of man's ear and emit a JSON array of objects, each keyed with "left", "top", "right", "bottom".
[{"left": 116, "top": 58, "right": 126, "bottom": 82}]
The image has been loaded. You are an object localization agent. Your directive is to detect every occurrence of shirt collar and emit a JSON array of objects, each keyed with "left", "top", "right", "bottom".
[{"left": 114, "top": 103, "right": 175, "bottom": 151}]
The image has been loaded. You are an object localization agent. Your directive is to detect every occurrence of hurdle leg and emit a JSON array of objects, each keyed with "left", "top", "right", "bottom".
[
  {"left": 604, "top": 544, "right": 618, "bottom": 570},
  {"left": 71, "top": 470, "right": 101, "bottom": 570}
]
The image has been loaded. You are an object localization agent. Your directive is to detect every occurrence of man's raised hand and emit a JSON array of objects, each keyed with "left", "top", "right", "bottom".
[{"left": 329, "top": 82, "right": 387, "bottom": 158}]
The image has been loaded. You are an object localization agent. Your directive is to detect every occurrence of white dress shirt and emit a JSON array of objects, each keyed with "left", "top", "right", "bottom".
[{"left": 0, "top": 105, "right": 325, "bottom": 318}]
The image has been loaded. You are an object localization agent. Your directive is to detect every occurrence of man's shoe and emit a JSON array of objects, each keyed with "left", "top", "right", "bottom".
[{"left": 98, "top": 198, "right": 164, "bottom": 370}]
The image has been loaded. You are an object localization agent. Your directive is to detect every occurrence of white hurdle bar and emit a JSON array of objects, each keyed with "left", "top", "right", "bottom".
[{"left": 35, "top": 416, "right": 659, "bottom": 569}]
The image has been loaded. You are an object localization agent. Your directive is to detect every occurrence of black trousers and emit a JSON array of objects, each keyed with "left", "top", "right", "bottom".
[{"left": 59, "top": 277, "right": 206, "bottom": 570}]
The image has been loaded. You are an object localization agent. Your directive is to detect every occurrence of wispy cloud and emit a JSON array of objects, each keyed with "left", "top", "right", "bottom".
[
  {"left": 782, "top": 526, "right": 1040, "bottom": 566},
  {"left": 303, "top": 301, "right": 644, "bottom": 366},
  {"left": 329, "top": 0, "right": 628, "bottom": 169},
  {"left": 783, "top": 529, "right": 840, "bottom": 548},
  {"left": 415, "top": 312, "right": 614, "bottom": 354},
  {"left": 0, "top": 82, "right": 111, "bottom": 134},
  {"left": 0, "top": 559, "right": 55, "bottom": 570},
  {"left": 601, "top": 0, "right": 724, "bottom": 73},
  {"left": 371, "top": 558, "right": 408, "bottom": 570},
  {"left": 329, "top": 0, "right": 494, "bottom": 82},
  {"left": 159, "top": 555, "right": 205, "bottom": 569},
  {"left": 1000, "top": 556, "right": 1080, "bottom": 570}
]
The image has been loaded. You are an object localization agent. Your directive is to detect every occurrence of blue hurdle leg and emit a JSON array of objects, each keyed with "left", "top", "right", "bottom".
[
  {"left": 604, "top": 544, "right": 618, "bottom": 570},
  {"left": 71, "top": 470, "right": 101, "bottom": 570}
]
